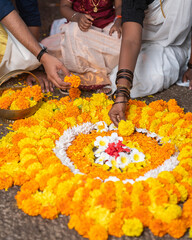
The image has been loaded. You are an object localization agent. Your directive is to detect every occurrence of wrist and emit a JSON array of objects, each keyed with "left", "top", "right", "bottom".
[
  {"left": 37, "top": 45, "right": 48, "bottom": 62},
  {"left": 71, "top": 12, "right": 79, "bottom": 22}
]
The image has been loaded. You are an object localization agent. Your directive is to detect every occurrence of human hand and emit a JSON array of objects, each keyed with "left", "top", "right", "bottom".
[
  {"left": 26, "top": 70, "right": 54, "bottom": 93},
  {"left": 40, "top": 53, "right": 71, "bottom": 90},
  {"left": 109, "top": 19, "right": 122, "bottom": 38},
  {"left": 108, "top": 101, "right": 127, "bottom": 127},
  {"left": 182, "top": 69, "right": 192, "bottom": 90},
  {"left": 77, "top": 13, "right": 94, "bottom": 32}
]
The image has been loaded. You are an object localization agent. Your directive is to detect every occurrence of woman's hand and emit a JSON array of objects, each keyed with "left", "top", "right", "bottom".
[
  {"left": 182, "top": 69, "right": 192, "bottom": 90},
  {"left": 109, "top": 18, "right": 122, "bottom": 38},
  {"left": 77, "top": 13, "right": 94, "bottom": 32},
  {"left": 109, "top": 101, "right": 127, "bottom": 127},
  {"left": 40, "top": 53, "right": 71, "bottom": 90}
]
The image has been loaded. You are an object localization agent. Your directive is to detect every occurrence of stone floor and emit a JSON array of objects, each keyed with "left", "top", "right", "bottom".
[{"left": 0, "top": 0, "right": 192, "bottom": 239}]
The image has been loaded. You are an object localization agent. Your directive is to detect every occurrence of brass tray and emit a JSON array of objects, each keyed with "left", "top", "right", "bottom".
[{"left": 0, "top": 70, "right": 43, "bottom": 120}]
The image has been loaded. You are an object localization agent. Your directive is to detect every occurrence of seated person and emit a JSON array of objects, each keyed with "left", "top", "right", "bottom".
[
  {"left": 41, "top": 0, "right": 122, "bottom": 95},
  {"left": 109, "top": 0, "right": 192, "bottom": 126},
  {"left": 0, "top": 0, "right": 70, "bottom": 92}
]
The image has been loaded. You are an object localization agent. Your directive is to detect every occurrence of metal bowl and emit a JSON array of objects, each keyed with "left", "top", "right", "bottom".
[{"left": 0, "top": 70, "right": 43, "bottom": 120}]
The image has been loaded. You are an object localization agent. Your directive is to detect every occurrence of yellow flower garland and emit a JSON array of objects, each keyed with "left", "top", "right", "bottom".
[{"left": 0, "top": 93, "right": 192, "bottom": 239}]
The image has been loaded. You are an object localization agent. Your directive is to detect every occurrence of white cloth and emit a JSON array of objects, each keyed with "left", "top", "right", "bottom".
[
  {"left": 128, "top": 0, "right": 192, "bottom": 98},
  {"left": 0, "top": 26, "right": 40, "bottom": 76}
]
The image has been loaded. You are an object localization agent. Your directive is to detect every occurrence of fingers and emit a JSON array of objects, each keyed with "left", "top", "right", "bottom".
[
  {"left": 78, "top": 14, "right": 93, "bottom": 31},
  {"left": 110, "top": 113, "right": 119, "bottom": 127},
  {"left": 109, "top": 27, "right": 114, "bottom": 36},
  {"left": 85, "top": 14, "right": 94, "bottom": 22},
  {"left": 26, "top": 76, "right": 35, "bottom": 87},
  {"left": 117, "top": 29, "right": 122, "bottom": 39}
]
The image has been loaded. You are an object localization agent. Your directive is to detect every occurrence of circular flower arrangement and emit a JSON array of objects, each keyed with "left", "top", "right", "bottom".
[{"left": 0, "top": 93, "right": 192, "bottom": 240}]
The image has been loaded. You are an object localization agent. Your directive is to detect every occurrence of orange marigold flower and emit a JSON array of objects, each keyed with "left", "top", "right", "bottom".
[
  {"left": 108, "top": 214, "right": 124, "bottom": 237},
  {"left": 40, "top": 206, "right": 58, "bottom": 219},
  {"left": 0, "top": 96, "right": 12, "bottom": 109},
  {"left": 167, "top": 219, "right": 187, "bottom": 239},
  {"left": 69, "top": 87, "right": 81, "bottom": 100},
  {"left": 149, "top": 219, "right": 167, "bottom": 237},
  {"left": 64, "top": 74, "right": 81, "bottom": 88},
  {"left": 0, "top": 172, "right": 13, "bottom": 190},
  {"left": 88, "top": 224, "right": 108, "bottom": 240},
  {"left": 13, "top": 172, "right": 30, "bottom": 185},
  {"left": 22, "top": 197, "right": 41, "bottom": 216}
]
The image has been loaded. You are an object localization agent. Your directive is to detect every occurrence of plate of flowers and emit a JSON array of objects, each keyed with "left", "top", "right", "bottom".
[{"left": 0, "top": 70, "right": 43, "bottom": 120}]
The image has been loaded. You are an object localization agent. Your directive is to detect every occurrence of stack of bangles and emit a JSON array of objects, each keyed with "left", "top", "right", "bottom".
[{"left": 112, "top": 69, "right": 133, "bottom": 105}]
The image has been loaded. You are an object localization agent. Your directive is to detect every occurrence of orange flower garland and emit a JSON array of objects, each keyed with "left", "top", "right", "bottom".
[{"left": 0, "top": 93, "right": 192, "bottom": 239}]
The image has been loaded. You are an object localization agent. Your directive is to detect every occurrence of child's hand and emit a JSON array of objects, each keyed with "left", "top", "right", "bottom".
[
  {"left": 77, "top": 13, "right": 94, "bottom": 32},
  {"left": 109, "top": 18, "right": 122, "bottom": 38}
]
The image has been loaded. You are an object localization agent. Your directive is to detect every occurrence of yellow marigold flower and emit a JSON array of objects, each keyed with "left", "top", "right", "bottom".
[
  {"left": 86, "top": 206, "right": 111, "bottom": 229},
  {"left": 175, "top": 183, "right": 188, "bottom": 202},
  {"left": 189, "top": 227, "right": 192, "bottom": 238},
  {"left": 56, "top": 180, "right": 74, "bottom": 198},
  {"left": 26, "top": 162, "right": 42, "bottom": 177},
  {"left": 64, "top": 73, "right": 81, "bottom": 88},
  {"left": 18, "top": 138, "right": 38, "bottom": 149},
  {"left": 174, "top": 166, "right": 189, "bottom": 177},
  {"left": 158, "top": 171, "right": 176, "bottom": 184},
  {"left": 72, "top": 187, "right": 84, "bottom": 202},
  {"left": 118, "top": 120, "right": 135, "bottom": 136},
  {"left": 149, "top": 204, "right": 182, "bottom": 223},
  {"left": 65, "top": 117, "right": 76, "bottom": 127},
  {"left": 122, "top": 218, "right": 143, "bottom": 237},
  {"left": 33, "top": 189, "right": 56, "bottom": 207}
]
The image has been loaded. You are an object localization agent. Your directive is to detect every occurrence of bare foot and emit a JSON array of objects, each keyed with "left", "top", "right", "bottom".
[
  {"left": 96, "top": 86, "right": 112, "bottom": 96},
  {"left": 26, "top": 70, "right": 55, "bottom": 92}
]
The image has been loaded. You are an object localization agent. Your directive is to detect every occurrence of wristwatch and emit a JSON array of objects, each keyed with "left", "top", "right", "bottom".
[{"left": 37, "top": 45, "right": 48, "bottom": 62}]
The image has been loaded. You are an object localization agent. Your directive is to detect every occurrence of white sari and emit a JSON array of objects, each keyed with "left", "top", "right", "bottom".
[{"left": 128, "top": 0, "right": 192, "bottom": 97}]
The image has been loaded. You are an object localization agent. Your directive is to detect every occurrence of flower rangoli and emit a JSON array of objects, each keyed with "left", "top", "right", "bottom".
[{"left": 0, "top": 93, "right": 192, "bottom": 239}]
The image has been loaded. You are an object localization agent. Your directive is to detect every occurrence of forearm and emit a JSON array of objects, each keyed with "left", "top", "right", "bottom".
[
  {"left": 1, "top": 10, "right": 41, "bottom": 57},
  {"left": 60, "top": 1, "right": 79, "bottom": 22},
  {"left": 28, "top": 26, "right": 40, "bottom": 41},
  {"left": 117, "top": 23, "right": 142, "bottom": 87},
  {"left": 114, "top": 0, "right": 122, "bottom": 16}
]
